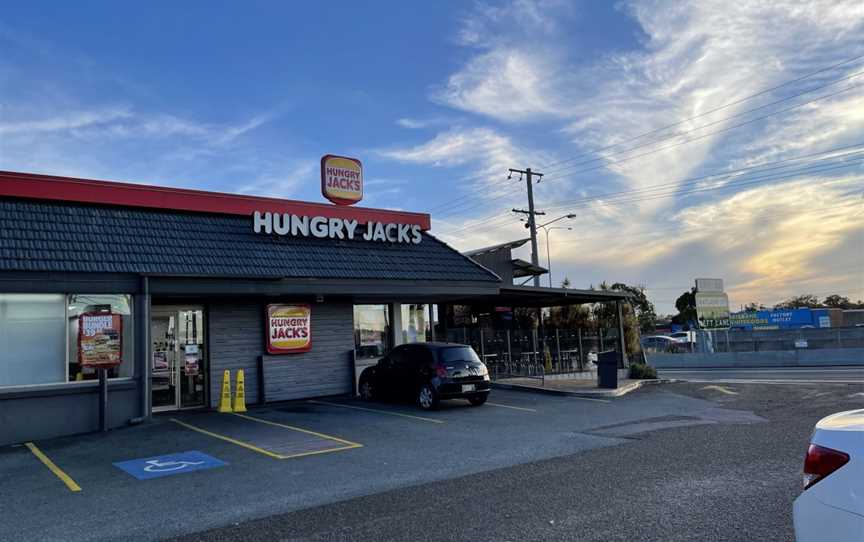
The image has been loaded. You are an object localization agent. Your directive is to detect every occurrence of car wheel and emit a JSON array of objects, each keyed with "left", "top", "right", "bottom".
[
  {"left": 417, "top": 384, "right": 439, "bottom": 411},
  {"left": 468, "top": 394, "right": 487, "bottom": 406},
  {"left": 359, "top": 378, "right": 375, "bottom": 401}
]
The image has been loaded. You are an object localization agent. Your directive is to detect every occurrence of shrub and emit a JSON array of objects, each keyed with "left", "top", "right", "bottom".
[{"left": 629, "top": 363, "right": 657, "bottom": 379}]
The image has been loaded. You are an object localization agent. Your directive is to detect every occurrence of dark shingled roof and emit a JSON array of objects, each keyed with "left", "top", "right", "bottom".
[{"left": 0, "top": 198, "right": 500, "bottom": 282}]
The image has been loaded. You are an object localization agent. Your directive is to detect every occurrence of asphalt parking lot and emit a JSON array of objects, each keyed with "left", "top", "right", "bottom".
[{"left": 2, "top": 382, "right": 861, "bottom": 541}]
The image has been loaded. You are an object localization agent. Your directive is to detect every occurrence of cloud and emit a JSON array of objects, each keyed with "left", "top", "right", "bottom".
[
  {"left": 396, "top": 117, "right": 454, "bottom": 129},
  {"left": 402, "top": 0, "right": 864, "bottom": 310},
  {"left": 433, "top": 48, "right": 561, "bottom": 121},
  {"left": 0, "top": 107, "right": 132, "bottom": 136},
  {"left": 376, "top": 126, "right": 553, "bottom": 200},
  {"left": 234, "top": 159, "right": 317, "bottom": 199}
]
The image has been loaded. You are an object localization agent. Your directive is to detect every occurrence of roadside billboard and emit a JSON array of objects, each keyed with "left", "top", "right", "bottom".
[
  {"left": 729, "top": 308, "right": 833, "bottom": 330},
  {"left": 695, "top": 292, "right": 731, "bottom": 329}
]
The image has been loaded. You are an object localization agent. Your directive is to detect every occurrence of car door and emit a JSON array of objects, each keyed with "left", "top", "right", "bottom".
[
  {"left": 405, "top": 345, "right": 434, "bottom": 390},
  {"left": 392, "top": 345, "right": 422, "bottom": 399}
]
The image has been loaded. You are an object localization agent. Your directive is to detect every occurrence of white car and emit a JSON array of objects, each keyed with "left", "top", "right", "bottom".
[
  {"left": 668, "top": 331, "right": 693, "bottom": 343},
  {"left": 793, "top": 409, "right": 863, "bottom": 541}
]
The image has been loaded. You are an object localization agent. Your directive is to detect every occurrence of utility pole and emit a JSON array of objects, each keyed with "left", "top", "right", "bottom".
[{"left": 510, "top": 167, "right": 544, "bottom": 287}]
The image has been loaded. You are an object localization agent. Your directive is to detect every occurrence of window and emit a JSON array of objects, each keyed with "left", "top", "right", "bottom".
[
  {"left": 354, "top": 305, "right": 390, "bottom": 359},
  {"left": 439, "top": 346, "right": 481, "bottom": 364},
  {"left": 401, "top": 304, "right": 430, "bottom": 343},
  {"left": 67, "top": 294, "right": 135, "bottom": 381},
  {"left": 0, "top": 294, "right": 66, "bottom": 386},
  {"left": 404, "top": 344, "right": 434, "bottom": 366},
  {"left": 0, "top": 293, "right": 134, "bottom": 389}
]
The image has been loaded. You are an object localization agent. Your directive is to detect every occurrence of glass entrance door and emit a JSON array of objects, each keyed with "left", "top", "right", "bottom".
[{"left": 151, "top": 306, "right": 206, "bottom": 412}]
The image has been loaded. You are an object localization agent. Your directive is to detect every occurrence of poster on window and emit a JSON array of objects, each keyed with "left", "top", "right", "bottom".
[
  {"left": 78, "top": 312, "right": 123, "bottom": 368},
  {"left": 359, "top": 328, "right": 384, "bottom": 347},
  {"left": 184, "top": 353, "right": 200, "bottom": 376},
  {"left": 266, "top": 304, "right": 312, "bottom": 354}
]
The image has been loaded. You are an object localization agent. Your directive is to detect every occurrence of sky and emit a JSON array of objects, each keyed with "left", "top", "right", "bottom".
[{"left": 1, "top": 0, "right": 863, "bottom": 314}]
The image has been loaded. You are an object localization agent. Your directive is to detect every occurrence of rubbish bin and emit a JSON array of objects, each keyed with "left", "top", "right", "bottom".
[{"left": 596, "top": 350, "right": 619, "bottom": 389}]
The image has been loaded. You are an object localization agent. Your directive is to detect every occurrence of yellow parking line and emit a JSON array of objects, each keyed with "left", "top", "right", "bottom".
[
  {"left": 309, "top": 400, "right": 445, "bottom": 424},
  {"left": 170, "top": 418, "right": 283, "bottom": 459},
  {"left": 25, "top": 442, "right": 81, "bottom": 492},
  {"left": 172, "top": 416, "right": 361, "bottom": 460},
  {"left": 486, "top": 402, "right": 538, "bottom": 412},
  {"left": 232, "top": 413, "right": 363, "bottom": 449}
]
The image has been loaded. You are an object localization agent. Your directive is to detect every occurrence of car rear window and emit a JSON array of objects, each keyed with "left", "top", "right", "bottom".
[{"left": 438, "top": 346, "right": 481, "bottom": 363}]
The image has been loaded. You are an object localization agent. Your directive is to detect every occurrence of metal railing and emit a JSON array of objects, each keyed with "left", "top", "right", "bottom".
[{"left": 444, "top": 327, "right": 623, "bottom": 381}]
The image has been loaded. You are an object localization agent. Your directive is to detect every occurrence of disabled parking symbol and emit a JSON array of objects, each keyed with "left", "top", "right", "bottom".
[{"left": 114, "top": 451, "right": 227, "bottom": 480}]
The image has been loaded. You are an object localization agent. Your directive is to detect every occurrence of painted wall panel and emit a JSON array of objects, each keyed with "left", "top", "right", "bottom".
[{"left": 208, "top": 301, "right": 354, "bottom": 406}]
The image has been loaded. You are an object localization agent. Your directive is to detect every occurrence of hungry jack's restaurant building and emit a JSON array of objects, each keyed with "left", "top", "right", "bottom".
[{"left": 0, "top": 168, "right": 628, "bottom": 446}]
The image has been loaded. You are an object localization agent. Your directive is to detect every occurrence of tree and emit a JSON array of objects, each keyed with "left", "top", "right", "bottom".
[
  {"left": 594, "top": 282, "right": 642, "bottom": 356},
  {"left": 671, "top": 289, "right": 697, "bottom": 327},
  {"left": 608, "top": 282, "right": 657, "bottom": 333},
  {"left": 547, "top": 303, "right": 592, "bottom": 329},
  {"left": 823, "top": 294, "right": 852, "bottom": 309},
  {"left": 743, "top": 302, "right": 766, "bottom": 312},
  {"left": 774, "top": 294, "right": 821, "bottom": 309}
]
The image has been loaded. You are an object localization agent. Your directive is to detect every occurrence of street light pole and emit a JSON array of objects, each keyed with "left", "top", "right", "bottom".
[{"left": 539, "top": 225, "right": 572, "bottom": 288}]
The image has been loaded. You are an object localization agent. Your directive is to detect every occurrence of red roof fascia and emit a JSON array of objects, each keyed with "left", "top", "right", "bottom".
[{"left": 0, "top": 170, "right": 431, "bottom": 230}]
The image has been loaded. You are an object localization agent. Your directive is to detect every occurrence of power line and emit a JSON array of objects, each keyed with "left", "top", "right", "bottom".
[
  {"left": 437, "top": 159, "right": 863, "bottom": 238},
  {"left": 541, "top": 82, "right": 863, "bottom": 182},
  {"left": 540, "top": 144, "right": 864, "bottom": 213},
  {"left": 426, "top": 55, "right": 864, "bottom": 219},
  {"left": 540, "top": 156, "right": 864, "bottom": 214},
  {"left": 434, "top": 148, "right": 864, "bottom": 236},
  {"left": 541, "top": 52, "right": 864, "bottom": 170},
  {"left": 430, "top": 81, "right": 863, "bottom": 223},
  {"left": 551, "top": 199, "right": 862, "bottom": 246}
]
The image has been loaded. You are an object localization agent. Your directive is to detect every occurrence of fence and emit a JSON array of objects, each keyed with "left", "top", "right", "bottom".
[
  {"left": 444, "top": 327, "right": 625, "bottom": 380},
  {"left": 641, "top": 327, "right": 864, "bottom": 355}
]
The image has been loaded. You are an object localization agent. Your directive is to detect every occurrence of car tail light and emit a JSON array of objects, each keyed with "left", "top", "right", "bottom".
[
  {"left": 435, "top": 365, "right": 448, "bottom": 378},
  {"left": 803, "top": 444, "right": 849, "bottom": 489}
]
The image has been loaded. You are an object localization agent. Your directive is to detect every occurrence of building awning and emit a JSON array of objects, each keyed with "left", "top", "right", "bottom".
[
  {"left": 511, "top": 258, "right": 547, "bottom": 278},
  {"left": 450, "top": 285, "right": 630, "bottom": 308},
  {"left": 463, "top": 238, "right": 529, "bottom": 257}
]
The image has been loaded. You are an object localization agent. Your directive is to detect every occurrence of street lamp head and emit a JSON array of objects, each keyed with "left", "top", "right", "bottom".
[{"left": 566, "top": 214, "right": 576, "bottom": 219}]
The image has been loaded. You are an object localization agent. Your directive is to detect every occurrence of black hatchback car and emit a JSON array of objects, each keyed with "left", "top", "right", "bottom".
[{"left": 358, "top": 342, "right": 491, "bottom": 410}]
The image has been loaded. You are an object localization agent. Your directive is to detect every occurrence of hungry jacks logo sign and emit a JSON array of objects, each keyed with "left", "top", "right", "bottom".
[
  {"left": 321, "top": 155, "right": 363, "bottom": 205},
  {"left": 266, "top": 304, "right": 312, "bottom": 354}
]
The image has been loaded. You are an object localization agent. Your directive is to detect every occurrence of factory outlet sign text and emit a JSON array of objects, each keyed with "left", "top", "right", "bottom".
[
  {"left": 267, "top": 304, "right": 312, "bottom": 354},
  {"left": 253, "top": 211, "right": 423, "bottom": 244},
  {"left": 321, "top": 154, "right": 363, "bottom": 206}
]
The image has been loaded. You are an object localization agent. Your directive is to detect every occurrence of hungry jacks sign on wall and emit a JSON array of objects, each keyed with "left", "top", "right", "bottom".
[
  {"left": 266, "top": 304, "right": 312, "bottom": 354},
  {"left": 252, "top": 153, "right": 424, "bottom": 244}
]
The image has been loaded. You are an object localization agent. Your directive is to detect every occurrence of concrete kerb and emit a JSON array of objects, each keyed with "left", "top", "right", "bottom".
[{"left": 491, "top": 379, "right": 678, "bottom": 399}]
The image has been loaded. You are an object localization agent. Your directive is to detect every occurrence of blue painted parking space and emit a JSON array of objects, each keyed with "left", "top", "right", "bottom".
[{"left": 113, "top": 450, "right": 227, "bottom": 480}]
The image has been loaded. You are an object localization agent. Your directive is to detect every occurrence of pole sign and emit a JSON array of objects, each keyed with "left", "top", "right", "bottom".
[
  {"left": 266, "top": 304, "right": 312, "bottom": 354},
  {"left": 78, "top": 312, "right": 123, "bottom": 368},
  {"left": 695, "top": 293, "right": 731, "bottom": 329},
  {"left": 695, "top": 278, "right": 723, "bottom": 293},
  {"left": 321, "top": 155, "right": 363, "bottom": 206},
  {"left": 694, "top": 278, "right": 730, "bottom": 329}
]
